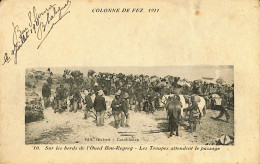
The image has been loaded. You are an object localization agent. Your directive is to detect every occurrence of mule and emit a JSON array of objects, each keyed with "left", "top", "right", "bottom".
[{"left": 166, "top": 100, "right": 182, "bottom": 137}]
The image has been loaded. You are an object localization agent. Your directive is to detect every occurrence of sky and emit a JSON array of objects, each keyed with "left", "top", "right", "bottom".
[{"left": 30, "top": 65, "right": 234, "bottom": 83}]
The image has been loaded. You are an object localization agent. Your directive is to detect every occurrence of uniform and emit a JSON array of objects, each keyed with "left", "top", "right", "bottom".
[
  {"left": 121, "top": 93, "right": 130, "bottom": 127},
  {"left": 94, "top": 90, "right": 106, "bottom": 126},
  {"left": 186, "top": 100, "right": 200, "bottom": 132},
  {"left": 127, "top": 87, "right": 134, "bottom": 110},
  {"left": 69, "top": 86, "right": 81, "bottom": 113},
  {"left": 214, "top": 97, "right": 230, "bottom": 122},
  {"left": 55, "top": 85, "right": 66, "bottom": 113},
  {"left": 135, "top": 88, "right": 144, "bottom": 112},
  {"left": 84, "top": 93, "right": 93, "bottom": 119},
  {"left": 111, "top": 94, "right": 122, "bottom": 128},
  {"left": 42, "top": 83, "right": 51, "bottom": 108}
]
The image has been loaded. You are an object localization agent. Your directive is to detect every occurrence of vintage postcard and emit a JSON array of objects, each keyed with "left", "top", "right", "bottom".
[{"left": 0, "top": 0, "right": 259, "bottom": 163}]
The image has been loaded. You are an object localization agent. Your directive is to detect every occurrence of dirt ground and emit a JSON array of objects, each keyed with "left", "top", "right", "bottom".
[{"left": 25, "top": 101, "right": 234, "bottom": 145}]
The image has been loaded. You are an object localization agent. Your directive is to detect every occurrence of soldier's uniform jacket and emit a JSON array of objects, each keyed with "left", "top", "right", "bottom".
[
  {"left": 70, "top": 88, "right": 81, "bottom": 103},
  {"left": 147, "top": 89, "right": 155, "bottom": 102},
  {"left": 56, "top": 87, "right": 65, "bottom": 100},
  {"left": 186, "top": 101, "right": 200, "bottom": 122},
  {"left": 94, "top": 95, "right": 106, "bottom": 112},
  {"left": 121, "top": 99, "right": 129, "bottom": 113},
  {"left": 42, "top": 83, "right": 51, "bottom": 97},
  {"left": 84, "top": 77, "right": 92, "bottom": 90},
  {"left": 85, "top": 95, "right": 93, "bottom": 109},
  {"left": 135, "top": 89, "right": 144, "bottom": 102},
  {"left": 111, "top": 98, "right": 122, "bottom": 115},
  {"left": 93, "top": 86, "right": 101, "bottom": 95}
]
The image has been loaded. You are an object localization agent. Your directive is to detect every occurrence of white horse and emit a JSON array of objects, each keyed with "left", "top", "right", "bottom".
[{"left": 161, "top": 94, "right": 206, "bottom": 118}]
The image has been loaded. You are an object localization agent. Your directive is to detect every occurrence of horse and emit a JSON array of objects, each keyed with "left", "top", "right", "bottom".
[
  {"left": 166, "top": 98, "right": 182, "bottom": 137},
  {"left": 162, "top": 94, "right": 206, "bottom": 122}
]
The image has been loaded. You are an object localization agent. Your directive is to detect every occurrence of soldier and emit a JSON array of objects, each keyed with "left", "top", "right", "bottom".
[
  {"left": 214, "top": 96, "right": 230, "bottom": 122},
  {"left": 127, "top": 85, "right": 134, "bottom": 110},
  {"left": 94, "top": 90, "right": 106, "bottom": 126},
  {"left": 83, "top": 90, "right": 93, "bottom": 119},
  {"left": 55, "top": 83, "right": 66, "bottom": 113},
  {"left": 154, "top": 92, "right": 160, "bottom": 110},
  {"left": 147, "top": 86, "right": 155, "bottom": 112},
  {"left": 185, "top": 95, "right": 201, "bottom": 133},
  {"left": 111, "top": 91, "right": 122, "bottom": 128},
  {"left": 105, "top": 76, "right": 111, "bottom": 95},
  {"left": 135, "top": 87, "right": 144, "bottom": 112},
  {"left": 42, "top": 82, "right": 51, "bottom": 108},
  {"left": 69, "top": 84, "right": 81, "bottom": 113},
  {"left": 121, "top": 93, "right": 130, "bottom": 127}
]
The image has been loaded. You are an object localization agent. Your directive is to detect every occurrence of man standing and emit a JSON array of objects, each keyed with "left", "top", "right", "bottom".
[
  {"left": 94, "top": 90, "right": 106, "bottom": 126},
  {"left": 147, "top": 86, "right": 155, "bottom": 112},
  {"left": 185, "top": 95, "right": 200, "bottom": 133},
  {"left": 111, "top": 91, "right": 122, "bottom": 128},
  {"left": 126, "top": 85, "right": 134, "bottom": 110},
  {"left": 55, "top": 83, "right": 65, "bottom": 113},
  {"left": 121, "top": 93, "right": 130, "bottom": 127},
  {"left": 135, "top": 87, "right": 144, "bottom": 112},
  {"left": 42, "top": 82, "right": 51, "bottom": 108},
  {"left": 83, "top": 90, "right": 93, "bottom": 119},
  {"left": 69, "top": 84, "right": 81, "bottom": 113},
  {"left": 214, "top": 96, "right": 230, "bottom": 122}
]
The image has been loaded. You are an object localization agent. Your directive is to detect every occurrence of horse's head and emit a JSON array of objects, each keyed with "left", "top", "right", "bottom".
[{"left": 184, "top": 95, "right": 192, "bottom": 105}]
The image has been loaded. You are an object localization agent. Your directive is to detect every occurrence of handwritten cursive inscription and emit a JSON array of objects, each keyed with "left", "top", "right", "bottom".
[{"left": 2, "top": 0, "right": 71, "bottom": 65}]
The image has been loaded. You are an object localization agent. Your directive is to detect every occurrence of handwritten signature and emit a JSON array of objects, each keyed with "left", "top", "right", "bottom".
[{"left": 2, "top": 0, "right": 71, "bottom": 65}]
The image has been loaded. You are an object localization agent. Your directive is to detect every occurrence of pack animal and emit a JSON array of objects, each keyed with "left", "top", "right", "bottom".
[{"left": 166, "top": 99, "right": 182, "bottom": 137}]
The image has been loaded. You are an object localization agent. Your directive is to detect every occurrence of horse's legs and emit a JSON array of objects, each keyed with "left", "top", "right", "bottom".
[
  {"left": 190, "top": 122, "right": 194, "bottom": 133},
  {"left": 203, "top": 106, "right": 206, "bottom": 116},
  {"left": 168, "top": 119, "right": 171, "bottom": 132},
  {"left": 176, "top": 124, "right": 179, "bottom": 136},
  {"left": 169, "top": 119, "right": 173, "bottom": 137},
  {"left": 193, "top": 122, "right": 197, "bottom": 131}
]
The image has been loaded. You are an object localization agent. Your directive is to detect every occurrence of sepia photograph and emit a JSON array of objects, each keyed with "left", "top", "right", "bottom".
[
  {"left": 0, "top": 0, "right": 259, "bottom": 163},
  {"left": 25, "top": 66, "right": 234, "bottom": 145}
]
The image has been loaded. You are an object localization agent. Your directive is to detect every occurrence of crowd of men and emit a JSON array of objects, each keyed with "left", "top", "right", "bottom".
[{"left": 41, "top": 69, "right": 234, "bottom": 130}]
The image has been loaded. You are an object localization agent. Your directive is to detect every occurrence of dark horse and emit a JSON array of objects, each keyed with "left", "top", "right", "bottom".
[{"left": 166, "top": 99, "right": 182, "bottom": 137}]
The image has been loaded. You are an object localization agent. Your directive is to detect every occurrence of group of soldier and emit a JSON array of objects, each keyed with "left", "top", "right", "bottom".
[{"left": 41, "top": 69, "right": 234, "bottom": 130}]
